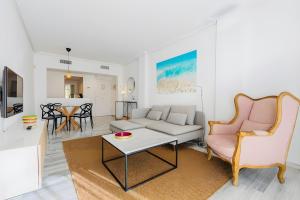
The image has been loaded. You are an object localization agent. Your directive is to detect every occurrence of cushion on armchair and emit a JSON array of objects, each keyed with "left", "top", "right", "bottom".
[
  {"left": 207, "top": 135, "right": 237, "bottom": 161},
  {"left": 240, "top": 120, "right": 273, "bottom": 132}
]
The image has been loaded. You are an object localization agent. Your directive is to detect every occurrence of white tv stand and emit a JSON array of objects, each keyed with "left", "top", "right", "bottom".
[{"left": 0, "top": 120, "right": 47, "bottom": 199}]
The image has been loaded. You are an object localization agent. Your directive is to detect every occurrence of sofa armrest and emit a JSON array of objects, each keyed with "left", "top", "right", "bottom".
[{"left": 131, "top": 108, "right": 150, "bottom": 119}]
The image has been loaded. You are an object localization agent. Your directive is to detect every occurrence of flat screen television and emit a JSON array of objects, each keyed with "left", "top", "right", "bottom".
[{"left": 1, "top": 67, "right": 23, "bottom": 118}]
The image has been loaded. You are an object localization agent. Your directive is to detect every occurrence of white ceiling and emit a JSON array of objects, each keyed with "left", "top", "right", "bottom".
[{"left": 16, "top": 0, "right": 237, "bottom": 64}]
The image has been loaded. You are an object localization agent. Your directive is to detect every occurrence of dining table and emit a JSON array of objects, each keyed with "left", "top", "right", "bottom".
[{"left": 55, "top": 105, "right": 81, "bottom": 132}]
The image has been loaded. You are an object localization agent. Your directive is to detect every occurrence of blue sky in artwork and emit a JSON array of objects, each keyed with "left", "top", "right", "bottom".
[{"left": 156, "top": 50, "right": 197, "bottom": 81}]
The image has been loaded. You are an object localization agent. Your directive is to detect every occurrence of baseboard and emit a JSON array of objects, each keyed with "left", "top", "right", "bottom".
[{"left": 287, "top": 161, "right": 300, "bottom": 169}]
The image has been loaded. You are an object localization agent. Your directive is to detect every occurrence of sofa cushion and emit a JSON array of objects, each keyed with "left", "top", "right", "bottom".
[
  {"left": 129, "top": 118, "right": 157, "bottom": 126},
  {"left": 110, "top": 120, "right": 144, "bottom": 131},
  {"left": 151, "top": 105, "right": 171, "bottom": 121},
  {"left": 167, "top": 113, "right": 187, "bottom": 126},
  {"left": 146, "top": 110, "right": 162, "bottom": 121},
  {"left": 240, "top": 120, "right": 273, "bottom": 132},
  {"left": 146, "top": 121, "right": 202, "bottom": 136},
  {"left": 170, "top": 105, "right": 196, "bottom": 125},
  {"left": 207, "top": 135, "right": 237, "bottom": 161}
]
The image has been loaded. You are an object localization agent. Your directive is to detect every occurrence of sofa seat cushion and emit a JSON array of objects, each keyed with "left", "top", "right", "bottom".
[
  {"left": 129, "top": 118, "right": 157, "bottom": 126},
  {"left": 110, "top": 120, "right": 144, "bottom": 131},
  {"left": 146, "top": 121, "right": 202, "bottom": 136},
  {"left": 207, "top": 135, "right": 237, "bottom": 160}
]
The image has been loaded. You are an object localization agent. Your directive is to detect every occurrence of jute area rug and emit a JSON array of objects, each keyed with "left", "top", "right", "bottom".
[{"left": 63, "top": 136, "right": 231, "bottom": 200}]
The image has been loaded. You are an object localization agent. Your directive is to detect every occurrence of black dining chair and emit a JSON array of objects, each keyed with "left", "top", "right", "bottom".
[
  {"left": 13, "top": 103, "right": 23, "bottom": 114},
  {"left": 47, "top": 103, "right": 67, "bottom": 128},
  {"left": 40, "top": 104, "right": 66, "bottom": 135},
  {"left": 71, "top": 103, "right": 94, "bottom": 132}
]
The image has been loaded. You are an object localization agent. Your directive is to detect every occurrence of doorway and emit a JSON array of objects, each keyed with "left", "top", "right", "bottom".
[{"left": 84, "top": 74, "right": 117, "bottom": 117}]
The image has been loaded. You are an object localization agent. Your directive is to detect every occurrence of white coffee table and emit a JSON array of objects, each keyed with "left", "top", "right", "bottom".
[{"left": 102, "top": 128, "right": 178, "bottom": 191}]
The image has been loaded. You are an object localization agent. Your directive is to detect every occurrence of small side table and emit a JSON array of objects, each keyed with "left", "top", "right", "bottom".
[{"left": 115, "top": 101, "right": 138, "bottom": 120}]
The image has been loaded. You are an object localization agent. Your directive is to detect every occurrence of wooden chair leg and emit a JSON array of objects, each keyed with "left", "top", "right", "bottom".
[
  {"left": 232, "top": 166, "right": 240, "bottom": 186},
  {"left": 207, "top": 147, "right": 212, "bottom": 160},
  {"left": 277, "top": 164, "right": 286, "bottom": 184}
]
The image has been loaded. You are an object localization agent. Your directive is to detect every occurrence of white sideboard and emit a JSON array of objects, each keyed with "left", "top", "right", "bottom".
[{"left": 0, "top": 120, "right": 47, "bottom": 199}]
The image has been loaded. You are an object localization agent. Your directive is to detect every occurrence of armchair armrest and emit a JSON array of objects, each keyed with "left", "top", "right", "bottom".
[
  {"left": 208, "top": 120, "right": 240, "bottom": 135},
  {"left": 234, "top": 130, "right": 284, "bottom": 166},
  {"left": 238, "top": 130, "right": 270, "bottom": 137},
  {"left": 131, "top": 108, "right": 150, "bottom": 119}
]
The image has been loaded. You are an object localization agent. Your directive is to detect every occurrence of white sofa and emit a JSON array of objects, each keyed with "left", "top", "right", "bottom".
[{"left": 110, "top": 105, "right": 204, "bottom": 145}]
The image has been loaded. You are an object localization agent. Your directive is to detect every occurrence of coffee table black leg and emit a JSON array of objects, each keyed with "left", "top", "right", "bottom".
[
  {"left": 125, "top": 155, "right": 128, "bottom": 191},
  {"left": 175, "top": 140, "right": 178, "bottom": 167},
  {"left": 101, "top": 138, "right": 104, "bottom": 163}
]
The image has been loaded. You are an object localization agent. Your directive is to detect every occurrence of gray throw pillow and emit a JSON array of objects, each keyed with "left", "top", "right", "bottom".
[
  {"left": 170, "top": 105, "right": 196, "bottom": 125},
  {"left": 151, "top": 105, "right": 171, "bottom": 121},
  {"left": 146, "top": 110, "right": 162, "bottom": 121},
  {"left": 167, "top": 112, "right": 188, "bottom": 126}
]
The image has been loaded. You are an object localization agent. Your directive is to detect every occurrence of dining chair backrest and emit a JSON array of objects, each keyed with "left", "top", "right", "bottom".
[
  {"left": 47, "top": 103, "right": 62, "bottom": 109},
  {"left": 13, "top": 103, "right": 23, "bottom": 114},
  {"left": 79, "top": 103, "right": 93, "bottom": 116},
  {"left": 40, "top": 104, "right": 56, "bottom": 119}
]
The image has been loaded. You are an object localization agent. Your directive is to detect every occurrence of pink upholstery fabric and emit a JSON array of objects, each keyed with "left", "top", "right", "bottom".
[
  {"left": 211, "top": 95, "right": 253, "bottom": 135},
  {"left": 249, "top": 98, "right": 277, "bottom": 124},
  {"left": 240, "top": 120, "right": 273, "bottom": 132},
  {"left": 239, "top": 95, "right": 299, "bottom": 166},
  {"left": 207, "top": 135, "right": 237, "bottom": 162}
]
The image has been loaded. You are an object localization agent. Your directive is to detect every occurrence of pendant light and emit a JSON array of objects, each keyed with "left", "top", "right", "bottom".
[{"left": 66, "top": 48, "right": 72, "bottom": 79}]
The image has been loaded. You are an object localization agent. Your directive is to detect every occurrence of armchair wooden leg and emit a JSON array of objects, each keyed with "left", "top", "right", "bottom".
[
  {"left": 207, "top": 147, "right": 212, "bottom": 160},
  {"left": 232, "top": 166, "right": 240, "bottom": 186},
  {"left": 277, "top": 164, "right": 286, "bottom": 184}
]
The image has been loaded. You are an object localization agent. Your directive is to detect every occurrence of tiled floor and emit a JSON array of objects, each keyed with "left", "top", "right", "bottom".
[{"left": 9, "top": 116, "right": 300, "bottom": 200}]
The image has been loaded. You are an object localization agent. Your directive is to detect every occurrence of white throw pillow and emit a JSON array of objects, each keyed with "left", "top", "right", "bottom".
[
  {"left": 151, "top": 105, "right": 171, "bottom": 121},
  {"left": 169, "top": 105, "right": 196, "bottom": 125},
  {"left": 146, "top": 110, "right": 163, "bottom": 121},
  {"left": 167, "top": 112, "right": 188, "bottom": 126}
]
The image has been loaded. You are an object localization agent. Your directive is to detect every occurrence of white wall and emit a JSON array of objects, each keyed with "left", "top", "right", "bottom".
[
  {"left": 0, "top": 0, "right": 34, "bottom": 130},
  {"left": 34, "top": 52, "right": 123, "bottom": 117},
  {"left": 47, "top": 70, "right": 65, "bottom": 98},
  {"left": 123, "top": 59, "right": 139, "bottom": 101},
  {"left": 134, "top": 26, "right": 216, "bottom": 134},
  {"left": 215, "top": 0, "right": 300, "bottom": 165}
]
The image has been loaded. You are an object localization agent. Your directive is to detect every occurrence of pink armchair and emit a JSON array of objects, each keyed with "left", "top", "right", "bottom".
[{"left": 207, "top": 92, "right": 300, "bottom": 186}]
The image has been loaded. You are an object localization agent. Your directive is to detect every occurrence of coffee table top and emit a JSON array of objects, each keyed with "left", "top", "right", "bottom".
[{"left": 102, "top": 128, "right": 177, "bottom": 155}]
